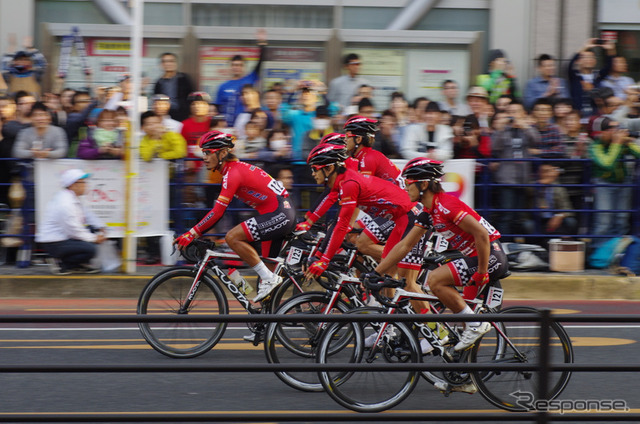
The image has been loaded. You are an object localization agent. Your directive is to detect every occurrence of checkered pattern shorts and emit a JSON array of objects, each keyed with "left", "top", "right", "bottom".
[
  {"left": 445, "top": 241, "right": 508, "bottom": 286},
  {"left": 363, "top": 216, "right": 396, "bottom": 244}
]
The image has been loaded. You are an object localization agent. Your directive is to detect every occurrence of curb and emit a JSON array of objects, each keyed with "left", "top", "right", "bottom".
[{"left": 1, "top": 272, "right": 639, "bottom": 300}]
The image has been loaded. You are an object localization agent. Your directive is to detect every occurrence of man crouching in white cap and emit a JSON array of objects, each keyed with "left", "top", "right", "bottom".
[{"left": 35, "top": 169, "right": 107, "bottom": 275}]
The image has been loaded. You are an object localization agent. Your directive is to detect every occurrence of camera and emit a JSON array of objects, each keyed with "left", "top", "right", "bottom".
[
  {"left": 594, "top": 38, "right": 606, "bottom": 45},
  {"left": 463, "top": 121, "right": 473, "bottom": 134},
  {"left": 628, "top": 131, "right": 640, "bottom": 138}
]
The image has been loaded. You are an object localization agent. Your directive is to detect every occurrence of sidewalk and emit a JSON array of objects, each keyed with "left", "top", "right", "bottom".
[{"left": 1, "top": 263, "right": 639, "bottom": 300}]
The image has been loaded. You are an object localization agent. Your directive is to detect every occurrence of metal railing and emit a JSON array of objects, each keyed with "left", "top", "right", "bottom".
[{"left": 0, "top": 311, "right": 639, "bottom": 423}]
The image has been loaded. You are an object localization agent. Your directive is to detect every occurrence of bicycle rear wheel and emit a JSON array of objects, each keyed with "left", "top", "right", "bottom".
[
  {"left": 264, "top": 292, "right": 352, "bottom": 392},
  {"left": 137, "top": 267, "right": 228, "bottom": 358},
  {"left": 469, "top": 306, "right": 573, "bottom": 412},
  {"left": 317, "top": 309, "right": 421, "bottom": 412}
]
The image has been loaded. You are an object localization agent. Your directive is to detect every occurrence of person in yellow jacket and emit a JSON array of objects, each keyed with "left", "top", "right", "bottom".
[{"left": 139, "top": 110, "right": 187, "bottom": 161}]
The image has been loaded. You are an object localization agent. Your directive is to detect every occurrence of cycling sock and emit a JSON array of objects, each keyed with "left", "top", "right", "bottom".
[
  {"left": 253, "top": 262, "right": 275, "bottom": 281},
  {"left": 459, "top": 305, "right": 480, "bottom": 328}
]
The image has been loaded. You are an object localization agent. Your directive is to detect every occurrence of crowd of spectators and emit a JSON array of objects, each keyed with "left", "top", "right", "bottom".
[{"left": 2, "top": 33, "right": 640, "bottom": 268}]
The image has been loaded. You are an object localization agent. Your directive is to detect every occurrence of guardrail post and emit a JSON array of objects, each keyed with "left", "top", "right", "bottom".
[{"left": 537, "top": 308, "right": 552, "bottom": 424}]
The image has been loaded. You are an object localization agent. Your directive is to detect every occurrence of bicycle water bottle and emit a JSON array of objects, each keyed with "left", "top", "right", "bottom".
[{"left": 228, "top": 268, "right": 253, "bottom": 295}]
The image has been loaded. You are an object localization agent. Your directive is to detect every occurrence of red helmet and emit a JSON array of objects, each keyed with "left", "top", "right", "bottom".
[
  {"left": 402, "top": 157, "right": 444, "bottom": 182},
  {"left": 343, "top": 115, "right": 378, "bottom": 137},
  {"left": 307, "top": 143, "right": 349, "bottom": 167},
  {"left": 320, "top": 132, "right": 347, "bottom": 146},
  {"left": 199, "top": 130, "right": 235, "bottom": 150}
]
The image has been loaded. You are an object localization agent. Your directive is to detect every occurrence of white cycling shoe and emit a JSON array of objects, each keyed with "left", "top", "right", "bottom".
[
  {"left": 252, "top": 275, "right": 283, "bottom": 302},
  {"left": 434, "top": 381, "right": 478, "bottom": 394},
  {"left": 454, "top": 322, "right": 491, "bottom": 351}
]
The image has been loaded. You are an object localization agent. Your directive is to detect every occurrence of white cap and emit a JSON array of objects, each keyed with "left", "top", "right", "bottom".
[{"left": 61, "top": 169, "right": 90, "bottom": 188}]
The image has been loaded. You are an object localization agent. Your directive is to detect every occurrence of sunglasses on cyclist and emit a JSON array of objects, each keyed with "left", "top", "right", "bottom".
[
  {"left": 403, "top": 178, "right": 422, "bottom": 186},
  {"left": 311, "top": 164, "right": 330, "bottom": 173},
  {"left": 202, "top": 148, "right": 223, "bottom": 157}
]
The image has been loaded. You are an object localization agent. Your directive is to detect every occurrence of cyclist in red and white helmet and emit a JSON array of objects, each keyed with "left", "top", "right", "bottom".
[
  {"left": 372, "top": 158, "right": 507, "bottom": 352},
  {"left": 174, "top": 130, "right": 296, "bottom": 303},
  {"left": 304, "top": 143, "right": 420, "bottom": 285},
  {"left": 343, "top": 115, "right": 400, "bottom": 182}
]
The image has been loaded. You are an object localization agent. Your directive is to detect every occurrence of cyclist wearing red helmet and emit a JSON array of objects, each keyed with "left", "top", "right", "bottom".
[
  {"left": 304, "top": 143, "right": 419, "bottom": 280},
  {"left": 372, "top": 158, "right": 507, "bottom": 351},
  {"left": 343, "top": 115, "right": 401, "bottom": 182},
  {"left": 174, "top": 130, "right": 296, "bottom": 302}
]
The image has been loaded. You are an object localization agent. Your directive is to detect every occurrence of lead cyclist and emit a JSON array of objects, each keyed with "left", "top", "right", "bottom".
[{"left": 174, "top": 130, "right": 296, "bottom": 302}]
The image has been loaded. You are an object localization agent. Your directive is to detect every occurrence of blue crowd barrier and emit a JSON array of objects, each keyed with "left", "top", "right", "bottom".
[{"left": 1, "top": 156, "right": 639, "bottom": 267}]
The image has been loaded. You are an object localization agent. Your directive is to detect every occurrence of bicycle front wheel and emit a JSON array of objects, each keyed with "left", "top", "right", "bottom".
[
  {"left": 264, "top": 292, "right": 352, "bottom": 392},
  {"left": 317, "top": 309, "right": 421, "bottom": 413},
  {"left": 469, "top": 306, "right": 574, "bottom": 412},
  {"left": 137, "top": 267, "right": 229, "bottom": 358}
]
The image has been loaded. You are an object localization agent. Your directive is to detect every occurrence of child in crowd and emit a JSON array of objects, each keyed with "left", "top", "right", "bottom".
[{"left": 77, "top": 109, "right": 124, "bottom": 159}]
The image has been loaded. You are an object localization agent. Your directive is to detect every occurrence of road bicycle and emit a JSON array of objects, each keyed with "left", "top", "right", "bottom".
[
  {"left": 263, "top": 241, "right": 379, "bottom": 393},
  {"left": 264, "top": 230, "right": 459, "bottom": 393},
  {"left": 137, "top": 231, "right": 317, "bottom": 359},
  {"left": 316, "top": 270, "right": 574, "bottom": 412}
]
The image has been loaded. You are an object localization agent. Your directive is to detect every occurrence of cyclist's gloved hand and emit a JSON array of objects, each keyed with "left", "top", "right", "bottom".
[
  {"left": 417, "top": 211, "right": 434, "bottom": 230},
  {"left": 175, "top": 230, "right": 197, "bottom": 249},
  {"left": 295, "top": 221, "right": 312, "bottom": 232},
  {"left": 468, "top": 271, "right": 489, "bottom": 286},
  {"left": 462, "top": 272, "right": 488, "bottom": 300},
  {"left": 307, "top": 255, "right": 330, "bottom": 278},
  {"left": 362, "top": 271, "right": 383, "bottom": 287},
  {"left": 462, "top": 285, "right": 479, "bottom": 300}
]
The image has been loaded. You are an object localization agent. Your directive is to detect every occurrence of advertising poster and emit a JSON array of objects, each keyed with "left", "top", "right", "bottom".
[
  {"left": 57, "top": 37, "right": 157, "bottom": 91},
  {"left": 35, "top": 159, "right": 169, "bottom": 238},
  {"left": 263, "top": 47, "right": 324, "bottom": 91},
  {"left": 405, "top": 50, "right": 469, "bottom": 102}
]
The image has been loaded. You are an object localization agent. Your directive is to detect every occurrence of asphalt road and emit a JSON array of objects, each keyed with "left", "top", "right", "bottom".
[{"left": 0, "top": 299, "right": 638, "bottom": 424}]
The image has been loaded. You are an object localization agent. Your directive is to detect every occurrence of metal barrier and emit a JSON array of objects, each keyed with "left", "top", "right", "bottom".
[
  {"left": 2, "top": 156, "right": 640, "bottom": 266},
  {"left": 0, "top": 311, "right": 639, "bottom": 423}
]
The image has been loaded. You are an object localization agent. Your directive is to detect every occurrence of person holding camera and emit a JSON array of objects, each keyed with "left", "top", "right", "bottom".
[
  {"left": 490, "top": 101, "right": 540, "bottom": 239},
  {"left": 567, "top": 38, "right": 615, "bottom": 122},
  {"left": 589, "top": 116, "right": 640, "bottom": 246}
]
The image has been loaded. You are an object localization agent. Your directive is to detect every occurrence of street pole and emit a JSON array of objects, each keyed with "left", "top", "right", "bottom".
[{"left": 123, "top": 0, "right": 144, "bottom": 273}]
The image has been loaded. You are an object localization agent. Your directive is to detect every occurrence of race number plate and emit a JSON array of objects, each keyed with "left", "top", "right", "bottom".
[
  {"left": 286, "top": 246, "right": 303, "bottom": 265},
  {"left": 486, "top": 286, "right": 504, "bottom": 308}
]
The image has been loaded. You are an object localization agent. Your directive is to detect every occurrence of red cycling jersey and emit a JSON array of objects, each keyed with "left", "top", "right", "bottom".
[
  {"left": 193, "top": 160, "right": 288, "bottom": 235},
  {"left": 354, "top": 146, "right": 400, "bottom": 182},
  {"left": 323, "top": 168, "right": 413, "bottom": 260},
  {"left": 305, "top": 157, "right": 358, "bottom": 222},
  {"left": 416, "top": 192, "right": 500, "bottom": 256},
  {"left": 306, "top": 151, "right": 400, "bottom": 223}
]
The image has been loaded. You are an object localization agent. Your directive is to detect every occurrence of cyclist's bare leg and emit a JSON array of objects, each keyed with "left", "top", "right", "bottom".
[
  {"left": 356, "top": 233, "right": 383, "bottom": 262},
  {"left": 427, "top": 265, "right": 466, "bottom": 313},
  {"left": 398, "top": 268, "right": 429, "bottom": 312},
  {"left": 226, "top": 224, "right": 261, "bottom": 267}
]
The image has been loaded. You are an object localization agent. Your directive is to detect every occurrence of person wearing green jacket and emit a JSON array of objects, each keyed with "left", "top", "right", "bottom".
[
  {"left": 476, "top": 49, "right": 519, "bottom": 104},
  {"left": 589, "top": 116, "right": 640, "bottom": 244}
]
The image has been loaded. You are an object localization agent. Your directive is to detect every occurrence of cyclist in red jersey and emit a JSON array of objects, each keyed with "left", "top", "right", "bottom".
[
  {"left": 344, "top": 115, "right": 401, "bottom": 182},
  {"left": 298, "top": 123, "right": 401, "bottom": 252},
  {"left": 303, "top": 143, "right": 417, "bottom": 281},
  {"left": 371, "top": 158, "right": 508, "bottom": 351},
  {"left": 296, "top": 133, "right": 357, "bottom": 232},
  {"left": 174, "top": 131, "right": 296, "bottom": 302}
]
